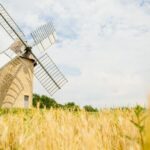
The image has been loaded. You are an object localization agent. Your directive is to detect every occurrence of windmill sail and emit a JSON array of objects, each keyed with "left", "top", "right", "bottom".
[
  {"left": 0, "top": 4, "right": 26, "bottom": 43},
  {"left": 33, "top": 52, "right": 67, "bottom": 95},
  {"left": 31, "top": 22, "right": 56, "bottom": 52}
]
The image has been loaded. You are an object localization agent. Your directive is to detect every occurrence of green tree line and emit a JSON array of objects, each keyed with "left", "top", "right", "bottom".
[{"left": 33, "top": 94, "right": 98, "bottom": 112}]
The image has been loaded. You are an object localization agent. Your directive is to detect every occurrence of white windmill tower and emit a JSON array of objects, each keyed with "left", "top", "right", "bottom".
[{"left": 0, "top": 4, "right": 68, "bottom": 108}]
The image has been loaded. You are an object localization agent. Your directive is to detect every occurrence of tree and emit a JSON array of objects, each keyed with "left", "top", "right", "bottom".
[
  {"left": 33, "top": 94, "right": 40, "bottom": 107},
  {"left": 40, "top": 95, "right": 57, "bottom": 108},
  {"left": 83, "top": 105, "right": 98, "bottom": 112},
  {"left": 64, "top": 102, "right": 80, "bottom": 111},
  {"left": 33, "top": 94, "right": 99, "bottom": 112},
  {"left": 33, "top": 94, "right": 58, "bottom": 109}
]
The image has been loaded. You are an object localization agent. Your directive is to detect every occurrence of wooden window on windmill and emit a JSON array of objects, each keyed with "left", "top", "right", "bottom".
[{"left": 24, "top": 95, "right": 29, "bottom": 108}]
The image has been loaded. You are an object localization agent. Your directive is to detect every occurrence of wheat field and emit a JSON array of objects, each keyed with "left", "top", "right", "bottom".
[{"left": 0, "top": 108, "right": 147, "bottom": 150}]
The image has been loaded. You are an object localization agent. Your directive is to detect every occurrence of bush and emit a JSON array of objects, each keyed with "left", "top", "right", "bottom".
[
  {"left": 33, "top": 94, "right": 57, "bottom": 109},
  {"left": 64, "top": 102, "right": 80, "bottom": 111},
  {"left": 83, "top": 105, "right": 98, "bottom": 112}
]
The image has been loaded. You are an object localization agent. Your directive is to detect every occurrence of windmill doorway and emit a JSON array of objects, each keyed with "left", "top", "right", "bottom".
[{"left": 24, "top": 95, "right": 29, "bottom": 108}]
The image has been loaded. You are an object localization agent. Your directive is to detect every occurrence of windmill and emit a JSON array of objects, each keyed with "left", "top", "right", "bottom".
[{"left": 0, "top": 4, "right": 68, "bottom": 108}]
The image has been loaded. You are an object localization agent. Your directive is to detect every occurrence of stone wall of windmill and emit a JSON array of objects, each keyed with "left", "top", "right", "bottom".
[{"left": 0, "top": 56, "right": 34, "bottom": 108}]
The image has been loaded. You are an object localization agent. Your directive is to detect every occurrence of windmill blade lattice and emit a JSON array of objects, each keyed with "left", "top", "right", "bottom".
[
  {"left": 34, "top": 52, "right": 68, "bottom": 95},
  {"left": 0, "top": 4, "right": 26, "bottom": 43},
  {"left": 31, "top": 22, "right": 56, "bottom": 52},
  {"left": 3, "top": 48, "right": 17, "bottom": 59}
]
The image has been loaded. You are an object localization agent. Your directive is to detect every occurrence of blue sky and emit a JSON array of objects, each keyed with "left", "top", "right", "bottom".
[{"left": 0, "top": 0, "right": 150, "bottom": 107}]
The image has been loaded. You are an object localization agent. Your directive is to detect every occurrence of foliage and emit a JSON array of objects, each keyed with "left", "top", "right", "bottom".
[
  {"left": 33, "top": 94, "right": 57, "bottom": 109},
  {"left": 83, "top": 105, "right": 98, "bottom": 112},
  {"left": 33, "top": 94, "right": 82, "bottom": 111},
  {"left": 33, "top": 94, "right": 40, "bottom": 107},
  {"left": 64, "top": 102, "right": 80, "bottom": 111}
]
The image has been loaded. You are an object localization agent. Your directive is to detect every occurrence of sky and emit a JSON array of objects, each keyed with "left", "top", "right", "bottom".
[{"left": 0, "top": 0, "right": 150, "bottom": 108}]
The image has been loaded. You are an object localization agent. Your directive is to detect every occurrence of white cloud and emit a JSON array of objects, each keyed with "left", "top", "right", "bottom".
[{"left": 0, "top": 0, "right": 150, "bottom": 107}]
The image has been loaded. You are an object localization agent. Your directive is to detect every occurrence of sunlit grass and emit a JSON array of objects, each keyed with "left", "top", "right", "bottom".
[{"left": 0, "top": 107, "right": 147, "bottom": 150}]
